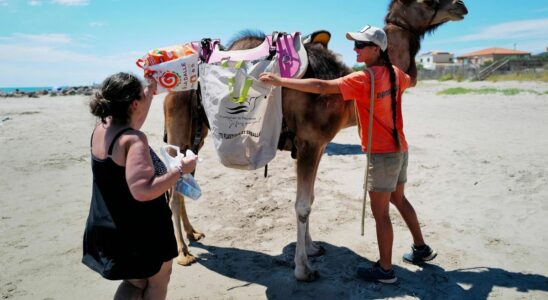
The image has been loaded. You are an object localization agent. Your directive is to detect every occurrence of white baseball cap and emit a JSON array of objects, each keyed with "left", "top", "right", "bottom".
[{"left": 346, "top": 25, "right": 387, "bottom": 51}]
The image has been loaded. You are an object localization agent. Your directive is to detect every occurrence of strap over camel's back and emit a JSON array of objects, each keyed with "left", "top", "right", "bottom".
[{"left": 207, "top": 32, "right": 308, "bottom": 79}]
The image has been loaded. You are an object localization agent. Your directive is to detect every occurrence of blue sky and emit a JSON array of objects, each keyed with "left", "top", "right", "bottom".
[{"left": 1, "top": 0, "right": 547, "bottom": 87}]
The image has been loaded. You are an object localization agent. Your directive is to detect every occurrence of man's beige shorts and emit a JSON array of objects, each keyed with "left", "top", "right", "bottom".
[{"left": 366, "top": 152, "right": 408, "bottom": 192}]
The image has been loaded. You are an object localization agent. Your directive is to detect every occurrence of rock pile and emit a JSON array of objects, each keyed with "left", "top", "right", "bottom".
[{"left": 0, "top": 86, "right": 96, "bottom": 98}]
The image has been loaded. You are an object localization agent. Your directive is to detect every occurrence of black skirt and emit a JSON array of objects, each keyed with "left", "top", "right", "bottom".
[{"left": 82, "top": 155, "right": 177, "bottom": 280}]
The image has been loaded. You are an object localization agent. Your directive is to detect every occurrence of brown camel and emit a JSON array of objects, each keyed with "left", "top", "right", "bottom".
[{"left": 164, "top": 0, "right": 468, "bottom": 281}]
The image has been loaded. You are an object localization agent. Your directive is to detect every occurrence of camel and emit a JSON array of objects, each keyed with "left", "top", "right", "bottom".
[{"left": 164, "top": 0, "right": 468, "bottom": 281}]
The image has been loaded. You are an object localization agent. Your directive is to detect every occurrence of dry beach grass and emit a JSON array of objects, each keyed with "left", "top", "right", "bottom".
[{"left": 0, "top": 80, "right": 547, "bottom": 299}]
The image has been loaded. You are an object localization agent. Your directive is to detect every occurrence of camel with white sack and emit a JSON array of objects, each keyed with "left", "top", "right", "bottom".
[{"left": 154, "top": 0, "right": 468, "bottom": 281}]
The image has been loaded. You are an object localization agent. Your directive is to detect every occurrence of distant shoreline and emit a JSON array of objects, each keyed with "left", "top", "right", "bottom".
[
  {"left": 0, "top": 87, "right": 53, "bottom": 93},
  {"left": 0, "top": 85, "right": 96, "bottom": 98}
]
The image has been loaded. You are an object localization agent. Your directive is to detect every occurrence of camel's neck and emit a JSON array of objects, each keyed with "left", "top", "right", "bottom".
[
  {"left": 384, "top": 23, "right": 422, "bottom": 59},
  {"left": 385, "top": 16, "right": 425, "bottom": 40}
]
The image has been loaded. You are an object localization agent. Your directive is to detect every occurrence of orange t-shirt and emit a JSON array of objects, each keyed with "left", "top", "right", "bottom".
[{"left": 338, "top": 65, "right": 411, "bottom": 153}]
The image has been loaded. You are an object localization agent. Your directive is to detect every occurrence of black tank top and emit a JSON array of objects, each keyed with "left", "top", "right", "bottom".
[{"left": 82, "top": 127, "right": 177, "bottom": 280}]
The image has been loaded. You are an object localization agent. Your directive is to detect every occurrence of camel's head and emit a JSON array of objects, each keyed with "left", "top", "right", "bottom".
[
  {"left": 431, "top": 0, "right": 468, "bottom": 24},
  {"left": 387, "top": 0, "right": 468, "bottom": 31}
]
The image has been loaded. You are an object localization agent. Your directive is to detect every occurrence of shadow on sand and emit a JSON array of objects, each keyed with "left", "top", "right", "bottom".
[
  {"left": 324, "top": 143, "right": 364, "bottom": 156},
  {"left": 190, "top": 242, "right": 548, "bottom": 299}
]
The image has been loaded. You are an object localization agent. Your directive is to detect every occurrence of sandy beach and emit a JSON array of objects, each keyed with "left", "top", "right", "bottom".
[{"left": 1, "top": 80, "right": 547, "bottom": 299}]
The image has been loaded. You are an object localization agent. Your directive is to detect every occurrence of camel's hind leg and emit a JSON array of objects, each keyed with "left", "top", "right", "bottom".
[
  {"left": 178, "top": 194, "right": 205, "bottom": 242},
  {"left": 169, "top": 191, "right": 197, "bottom": 266},
  {"left": 168, "top": 183, "right": 204, "bottom": 266},
  {"left": 293, "top": 140, "right": 325, "bottom": 281}
]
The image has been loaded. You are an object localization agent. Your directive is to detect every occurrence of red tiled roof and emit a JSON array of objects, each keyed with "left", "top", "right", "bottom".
[{"left": 457, "top": 47, "right": 530, "bottom": 58}]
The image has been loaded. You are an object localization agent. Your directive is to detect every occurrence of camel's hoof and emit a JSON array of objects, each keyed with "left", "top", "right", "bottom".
[
  {"left": 308, "top": 245, "right": 326, "bottom": 257},
  {"left": 176, "top": 254, "right": 197, "bottom": 266},
  {"left": 187, "top": 231, "right": 205, "bottom": 242},
  {"left": 296, "top": 270, "right": 320, "bottom": 282}
]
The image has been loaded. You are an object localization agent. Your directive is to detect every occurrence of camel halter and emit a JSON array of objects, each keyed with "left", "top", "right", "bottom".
[{"left": 360, "top": 67, "right": 375, "bottom": 236}]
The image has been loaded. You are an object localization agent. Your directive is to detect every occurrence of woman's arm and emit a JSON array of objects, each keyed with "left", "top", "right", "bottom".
[
  {"left": 259, "top": 72, "right": 342, "bottom": 94},
  {"left": 125, "top": 132, "right": 197, "bottom": 201}
]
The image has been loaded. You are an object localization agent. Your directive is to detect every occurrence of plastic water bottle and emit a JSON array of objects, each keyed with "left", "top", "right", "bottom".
[
  {"left": 160, "top": 145, "right": 202, "bottom": 200},
  {"left": 176, "top": 173, "right": 201, "bottom": 200}
]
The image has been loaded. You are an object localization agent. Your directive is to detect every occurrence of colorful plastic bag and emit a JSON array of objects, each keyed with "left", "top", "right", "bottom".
[{"left": 136, "top": 44, "right": 200, "bottom": 93}]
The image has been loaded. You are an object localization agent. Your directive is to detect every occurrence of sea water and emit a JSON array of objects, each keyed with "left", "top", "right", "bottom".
[{"left": 0, "top": 87, "right": 53, "bottom": 93}]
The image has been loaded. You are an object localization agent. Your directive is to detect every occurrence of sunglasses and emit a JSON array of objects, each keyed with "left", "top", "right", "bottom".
[{"left": 354, "top": 41, "right": 377, "bottom": 49}]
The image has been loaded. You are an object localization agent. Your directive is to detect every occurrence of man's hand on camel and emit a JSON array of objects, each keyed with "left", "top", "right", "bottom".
[{"left": 259, "top": 72, "right": 282, "bottom": 86}]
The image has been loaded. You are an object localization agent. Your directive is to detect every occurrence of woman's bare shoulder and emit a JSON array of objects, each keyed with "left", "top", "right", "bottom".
[{"left": 121, "top": 129, "right": 148, "bottom": 149}]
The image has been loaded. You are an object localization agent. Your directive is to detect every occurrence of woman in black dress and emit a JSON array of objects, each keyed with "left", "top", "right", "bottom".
[{"left": 83, "top": 72, "right": 197, "bottom": 299}]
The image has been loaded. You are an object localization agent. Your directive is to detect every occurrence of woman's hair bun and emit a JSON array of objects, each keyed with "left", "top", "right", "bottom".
[
  {"left": 89, "top": 90, "right": 112, "bottom": 121},
  {"left": 89, "top": 72, "right": 143, "bottom": 124}
]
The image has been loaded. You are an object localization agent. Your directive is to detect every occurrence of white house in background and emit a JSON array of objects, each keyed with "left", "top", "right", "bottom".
[
  {"left": 416, "top": 51, "right": 455, "bottom": 70},
  {"left": 456, "top": 47, "right": 531, "bottom": 66}
]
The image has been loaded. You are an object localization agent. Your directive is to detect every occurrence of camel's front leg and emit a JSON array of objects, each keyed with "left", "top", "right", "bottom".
[
  {"left": 305, "top": 221, "right": 325, "bottom": 256},
  {"left": 169, "top": 191, "right": 196, "bottom": 266},
  {"left": 305, "top": 184, "right": 325, "bottom": 256},
  {"left": 294, "top": 141, "right": 325, "bottom": 281}
]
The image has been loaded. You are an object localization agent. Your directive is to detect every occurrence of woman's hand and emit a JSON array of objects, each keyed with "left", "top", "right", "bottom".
[
  {"left": 179, "top": 156, "right": 198, "bottom": 175},
  {"left": 144, "top": 75, "right": 158, "bottom": 97},
  {"left": 259, "top": 72, "right": 282, "bottom": 86}
]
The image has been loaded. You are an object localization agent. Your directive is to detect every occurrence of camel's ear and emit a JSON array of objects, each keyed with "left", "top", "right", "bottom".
[{"left": 302, "top": 30, "right": 331, "bottom": 49}]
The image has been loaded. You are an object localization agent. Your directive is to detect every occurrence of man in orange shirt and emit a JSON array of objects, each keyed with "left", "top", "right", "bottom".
[{"left": 260, "top": 25, "right": 436, "bottom": 284}]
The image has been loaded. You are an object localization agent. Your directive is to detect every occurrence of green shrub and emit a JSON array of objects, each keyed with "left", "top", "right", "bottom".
[
  {"left": 487, "top": 71, "right": 548, "bottom": 82},
  {"left": 501, "top": 89, "right": 520, "bottom": 96},
  {"left": 439, "top": 74, "right": 453, "bottom": 81},
  {"left": 438, "top": 87, "right": 543, "bottom": 96},
  {"left": 437, "top": 87, "right": 470, "bottom": 95},
  {"left": 352, "top": 64, "right": 365, "bottom": 71},
  {"left": 476, "top": 88, "right": 498, "bottom": 94},
  {"left": 480, "top": 60, "right": 494, "bottom": 68}
]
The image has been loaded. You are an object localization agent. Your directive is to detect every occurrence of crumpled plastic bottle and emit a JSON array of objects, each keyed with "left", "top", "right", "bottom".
[
  {"left": 175, "top": 172, "right": 201, "bottom": 200},
  {"left": 160, "top": 145, "right": 202, "bottom": 200}
]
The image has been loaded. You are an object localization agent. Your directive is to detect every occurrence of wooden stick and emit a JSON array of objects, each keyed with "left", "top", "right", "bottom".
[{"left": 361, "top": 68, "right": 375, "bottom": 236}]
